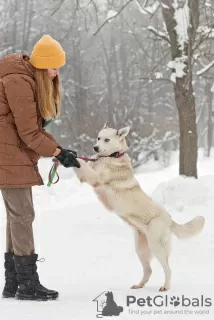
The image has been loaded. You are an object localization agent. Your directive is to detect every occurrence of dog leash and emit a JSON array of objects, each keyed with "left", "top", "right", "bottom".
[
  {"left": 47, "top": 156, "right": 95, "bottom": 187},
  {"left": 78, "top": 156, "right": 97, "bottom": 162},
  {"left": 47, "top": 158, "right": 60, "bottom": 187},
  {"left": 47, "top": 152, "right": 125, "bottom": 187},
  {"left": 78, "top": 152, "right": 124, "bottom": 162}
]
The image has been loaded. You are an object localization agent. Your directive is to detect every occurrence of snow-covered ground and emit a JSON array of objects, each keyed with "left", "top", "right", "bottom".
[{"left": 0, "top": 150, "right": 214, "bottom": 319}]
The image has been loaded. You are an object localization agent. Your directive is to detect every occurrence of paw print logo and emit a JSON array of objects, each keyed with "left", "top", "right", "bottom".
[{"left": 170, "top": 296, "right": 180, "bottom": 307}]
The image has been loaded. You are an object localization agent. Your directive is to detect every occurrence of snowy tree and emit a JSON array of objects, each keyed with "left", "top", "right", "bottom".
[
  {"left": 4, "top": 0, "right": 214, "bottom": 173},
  {"left": 157, "top": 0, "right": 199, "bottom": 178}
]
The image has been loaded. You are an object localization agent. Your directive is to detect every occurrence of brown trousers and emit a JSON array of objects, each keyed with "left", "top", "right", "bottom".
[{"left": 0, "top": 188, "right": 35, "bottom": 256}]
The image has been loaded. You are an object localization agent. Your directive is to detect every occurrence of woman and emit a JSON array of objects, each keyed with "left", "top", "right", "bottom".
[{"left": 0, "top": 35, "right": 80, "bottom": 301}]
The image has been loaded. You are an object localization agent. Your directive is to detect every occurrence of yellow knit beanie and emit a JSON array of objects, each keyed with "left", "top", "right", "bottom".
[{"left": 30, "top": 35, "right": 66, "bottom": 69}]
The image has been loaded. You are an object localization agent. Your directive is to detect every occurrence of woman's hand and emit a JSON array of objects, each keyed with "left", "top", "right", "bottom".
[{"left": 54, "top": 147, "right": 80, "bottom": 168}]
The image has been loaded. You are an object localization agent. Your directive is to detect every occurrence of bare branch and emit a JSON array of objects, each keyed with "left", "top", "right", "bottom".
[
  {"left": 140, "top": 76, "right": 172, "bottom": 83},
  {"left": 135, "top": 0, "right": 160, "bottom": 18},
  {"left": 79, "top": 0, "right": 93, "bottom": 9},
  {"left": 193, "top": 28, "right": 214, "bottom": 52},
  {"left": 143, "top": 0, "right": 149, "bottom": 7},
  {"left": 147, "top": 26, "right": 171, "bottom": 43},
  {"left": 135, "top": 0, "right": 151, "bottom": 15},
  {"left": 123, "top": 18, "right": 171, "bottom": 69},
  {"left": 51, "top": 0, "right": 66, "bottom": 16},
  {"left": 93, "top": 0, "right": 134, "bottom": 36}
]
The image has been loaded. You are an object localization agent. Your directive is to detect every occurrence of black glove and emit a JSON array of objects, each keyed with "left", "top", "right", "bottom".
[
  {"left": 57, "top": 146, "right": 77, "bottom": 158},
  {"left": 56, "top": 148, "right": 80, "bottom": 168},
  {"left": 65, "top": 149, "right": 77, "bottom": 157}
]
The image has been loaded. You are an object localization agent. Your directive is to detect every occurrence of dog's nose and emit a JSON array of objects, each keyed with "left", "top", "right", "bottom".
[{"left": 94, "top": 146, "right": 99, "bottom": 152}]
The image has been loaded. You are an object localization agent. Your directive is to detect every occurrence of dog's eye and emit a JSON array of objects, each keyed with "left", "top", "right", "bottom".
[
  {"left": 105, "top": 139, "right": 110, "bottom": 143},
  {"left": 97, "top": 137, "right": 100, "bottom": 141}
]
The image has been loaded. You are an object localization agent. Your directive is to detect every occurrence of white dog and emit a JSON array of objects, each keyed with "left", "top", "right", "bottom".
[{"left": 73, "top": 123, "right": 205, "bottom": 291}]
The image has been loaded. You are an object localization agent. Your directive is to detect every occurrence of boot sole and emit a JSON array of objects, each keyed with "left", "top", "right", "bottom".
[
  {"left": 16, "top": 293, "right": 58, "bottom": 301},
  {"left": 2, "top": 293, "right": 16, "bottom": 298}
]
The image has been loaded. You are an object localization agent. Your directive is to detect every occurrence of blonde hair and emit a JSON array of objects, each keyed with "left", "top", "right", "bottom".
[{"left": 34, "top": 69, "right": 61, "bottom": 120}]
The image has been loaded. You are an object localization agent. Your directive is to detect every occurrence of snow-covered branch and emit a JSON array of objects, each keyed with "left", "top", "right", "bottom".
[
  {"left": 106, "top": 10, "right": 118, "bottom": 20},
  {"left": 197, "top": 60, "right": 214, "bottom": 76},
  {"left": 147, "top": 25, "right": 170, "bottom": 43}
]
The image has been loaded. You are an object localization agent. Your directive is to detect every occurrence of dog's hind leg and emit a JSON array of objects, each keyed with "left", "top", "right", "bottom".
[
  {"left": 147, "top": 218, "right": 171, "bottom": 291},
  {"left": 131, "top": 230, "right": 152, "bottom": 289}
]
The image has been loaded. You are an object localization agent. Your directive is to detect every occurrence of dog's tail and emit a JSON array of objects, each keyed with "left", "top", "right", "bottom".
[{"left": 171, "top": 216, "right": 205, "bottom": 239}]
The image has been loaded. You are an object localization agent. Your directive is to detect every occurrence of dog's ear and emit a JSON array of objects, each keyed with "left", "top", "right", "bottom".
[
  {"left": 103, "top": 122, "right": 109, "bottom": 129},
  {"left": 117, "top": 126, "right": 130, "bottom": 137}
]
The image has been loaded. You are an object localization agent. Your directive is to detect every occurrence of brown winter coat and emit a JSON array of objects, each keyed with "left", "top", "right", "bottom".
[{"left": 0, "top": 54, "right": 58, "bottom": 188}]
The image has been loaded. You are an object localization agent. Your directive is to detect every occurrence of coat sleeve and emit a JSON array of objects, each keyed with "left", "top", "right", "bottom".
[
  {"left": 42, "top": 128, "right": 59, "bottom": 145},
  {"left": 4, "top": 75, "right": 58, "bottom": 157}
]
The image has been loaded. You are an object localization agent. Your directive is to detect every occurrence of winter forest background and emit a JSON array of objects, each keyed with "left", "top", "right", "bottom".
[{"left": 0, "top": 0, "right": 214, "bottom": 177}]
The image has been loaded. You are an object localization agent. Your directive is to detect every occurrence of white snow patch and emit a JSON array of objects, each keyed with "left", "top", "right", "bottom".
[
  {"left": 152, "top": 175, "right": 210, "bottom": 210},
  {"left": 146, "top": 2, "right": 159, "bottom": 14},
  {"left": 194, "top": 53, "right": 200, "bottom": 60},
  {"left": 173, "top": 0, "right": 190, "bottom": 51},
  {"left": 106, "top": 10, "right": 117, "bottom": 20},
  {"left": 161, "top": 3, "right": 170, "bottom": 9},
  {"left": 167, "top": 56, "right": 187, "bottom": 82},
  {"left": 155, "top": 72, "right": 163, "bottom": 79},
  {"left": 205, "top": 0, "right": 212, "bottom": 7}
]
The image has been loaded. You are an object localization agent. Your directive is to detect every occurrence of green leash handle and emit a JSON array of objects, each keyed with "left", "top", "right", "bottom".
[{"left": 47, "top": 159, "right": 60, "bottom": 187}]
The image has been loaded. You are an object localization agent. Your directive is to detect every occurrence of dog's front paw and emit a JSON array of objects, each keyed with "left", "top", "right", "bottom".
[{"left": 73, "top": 167, "right": 85, "bottom": 182}]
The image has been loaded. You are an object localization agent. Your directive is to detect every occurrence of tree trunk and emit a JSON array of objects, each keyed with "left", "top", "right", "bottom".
[
  {"left": 175, "top": 79, "right": 198, "bottom": 177},
  {"left": 161, "top": 0, "right": 199, "bottom": 178}
]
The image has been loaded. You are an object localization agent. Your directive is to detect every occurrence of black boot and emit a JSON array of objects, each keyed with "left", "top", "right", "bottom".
[
  {"left": 2, "top": 252, "right": 18, "bottom": 298},
  {"left": 14, "top": 254, "right": 58, "bottom": 301}
]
